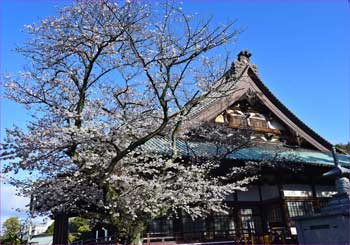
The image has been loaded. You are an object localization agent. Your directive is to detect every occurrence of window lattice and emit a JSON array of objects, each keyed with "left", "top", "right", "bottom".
[{"left": 287, "top": 201, "right": 314, "bottom": 217}]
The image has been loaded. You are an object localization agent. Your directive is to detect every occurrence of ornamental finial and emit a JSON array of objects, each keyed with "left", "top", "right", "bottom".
[{"left": 237, "top": 50, "right": 252, "bottom": 64}]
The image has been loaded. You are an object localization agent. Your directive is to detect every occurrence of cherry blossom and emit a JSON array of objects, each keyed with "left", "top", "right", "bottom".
[{"left": 1, "top": 1, "right": 256, "bottom": 243}]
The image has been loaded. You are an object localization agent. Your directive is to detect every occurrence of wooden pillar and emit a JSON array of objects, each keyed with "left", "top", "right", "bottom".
[
  {"left": 258, "top": 185, "right": 268, "bottom": 234},
  {"left": 277, "top": 184, "right": 289, "bottom": 228},
  {"left": 174, "top": 211, "right": 183, "bottom": 243},
  {"left": 311, "top": 182, "right": 320, "bottom": 212},
  {"left": 231, "top": 193, "right": 241, "bottom": 242},
  {"left": 234, "top": 204, "right": 242, "bottom": 242},
  {"left": 206, "top": 212, "right": 214, "bottom": 241},
  {"left": 53, "top": 213, "right": 69, "bottom": 245}
]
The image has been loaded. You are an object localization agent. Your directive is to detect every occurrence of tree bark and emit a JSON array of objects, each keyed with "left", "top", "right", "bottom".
[
  {"left": 130, "top": 221, "right": 145, "bottom": 245},
  {"left": 52, "top": 213, "right": 69, "bottom": 245}
]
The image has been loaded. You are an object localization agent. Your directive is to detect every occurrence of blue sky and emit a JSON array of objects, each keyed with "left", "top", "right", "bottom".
[{"left": 1, "top": 0, "right": 349, "bottom": 224}]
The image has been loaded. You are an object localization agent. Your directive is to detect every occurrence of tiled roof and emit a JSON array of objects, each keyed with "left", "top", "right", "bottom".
[{"left": 144, "top": 137, "right": 350, "bottom": 168}]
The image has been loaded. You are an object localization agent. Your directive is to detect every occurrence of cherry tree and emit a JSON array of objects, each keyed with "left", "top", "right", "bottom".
[{"left": 1, "top": 1, "right": 259, "bottom": 244}]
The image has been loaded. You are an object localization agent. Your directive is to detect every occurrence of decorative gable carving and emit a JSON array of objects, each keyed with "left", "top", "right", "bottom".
[{"left": 213, "top": 99, "right": 283, "bottom": 143}]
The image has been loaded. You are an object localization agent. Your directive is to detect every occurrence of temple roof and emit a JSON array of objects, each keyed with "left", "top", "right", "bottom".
[
  {"left": 180, "top": 50, "right": 342, "bottom": 153},
  {"left": 144, "top": 137, "right": 350, "bottom": 168}
]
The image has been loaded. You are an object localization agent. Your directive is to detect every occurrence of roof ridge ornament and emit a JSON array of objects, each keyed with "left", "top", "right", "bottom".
[
  {"left": 238, "top": 50, "right": 252, "bottom": 64},
  {"left": 227, "top": 50, "right": 258, "bottom": 79}
]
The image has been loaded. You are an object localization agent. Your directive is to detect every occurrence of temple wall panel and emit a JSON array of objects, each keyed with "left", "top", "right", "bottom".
[
  {"left": 237, "top": 185, "right": 260, "bottom": 201},
  {"left": 261, "top": 185, "right": 280, "bottom": 200}
]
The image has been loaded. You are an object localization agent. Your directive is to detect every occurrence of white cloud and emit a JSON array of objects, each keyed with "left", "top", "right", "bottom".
[
  {"left": 1, "top": 184, "right": 29, "bottom": 216},
  {"left": 1, "top": 184, "right": 29, "bottom": 233},
  {"left": 1, "top": 184, "right": 53, "bottom": 233}
]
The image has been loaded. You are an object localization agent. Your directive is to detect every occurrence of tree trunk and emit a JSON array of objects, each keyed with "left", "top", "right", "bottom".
[
  {"left": 130, "top": 221, "right": 145, "bottom": 245},
  {"left": 131, "top": 232, "right": 143, "bottom": 245},
  {"left": 52, "top": 213, "right": 69, "bottom": 245}
]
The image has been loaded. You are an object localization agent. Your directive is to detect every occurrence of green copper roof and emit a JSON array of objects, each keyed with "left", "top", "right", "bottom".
[{"left": 144, "top": 137, "right": 350, "bottom": 167}]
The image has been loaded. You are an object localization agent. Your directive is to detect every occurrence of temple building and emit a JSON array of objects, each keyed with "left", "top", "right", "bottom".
[{"left": 136, "top": 51, "right": 350, "bottom": 245}]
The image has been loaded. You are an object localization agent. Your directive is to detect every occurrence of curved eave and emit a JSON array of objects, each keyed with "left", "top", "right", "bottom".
[
  {"left": 143, "top": 137, "right": 350, "bottom": 168},
  {"left": 247, "top": 68, "right": 333, "bottom": 152}
]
